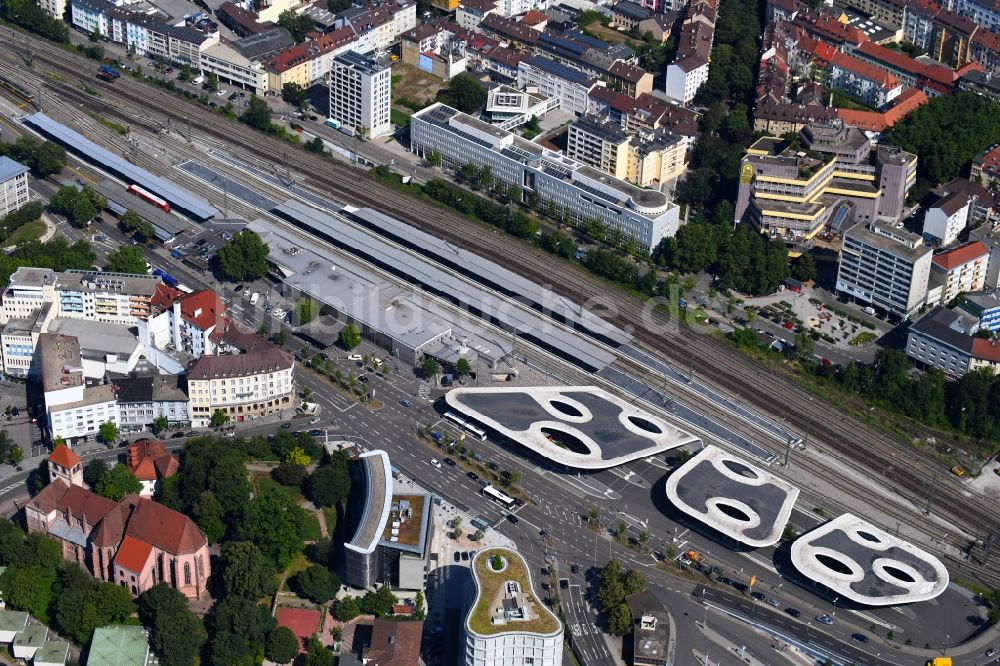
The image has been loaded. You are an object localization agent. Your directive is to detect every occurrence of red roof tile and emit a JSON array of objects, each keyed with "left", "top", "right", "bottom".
[
  {"left": 114, "top": 534, "right": 154, "bottom": 573},
  {"left": 972, "top": 338, "right": 1000, "bottom": 363},
  {"left": 188, "top": 346, "right": 293, "bottom": 380},
  {"left": 825, "top": 49, "right": 901, "bottom": 90},
  {"left": 932, "top": 241, "right": 988, "bottom": 270},
  {"left": 132, "top": 457, "right": 158, "bottom": 482},
  {"left": 178, "top": 289, "right": 225, "bottom": 331},
  {"left": 836, "top": 86, "right": 927, "bottom": 131},
  {"left": 49, "top": 444, "right": 80, "bottom": 470},
  {"left": 364, "top": 619, "right": 424, "bottom": 666},
  {"left": 854, "top": 41, "right": 957, "bottom": 87},
  {"left": 519, "top": 9, "right": 548, "bottom": 25},
  {"left": 124, "top": 497, "right": 207, "bottom": 555}
]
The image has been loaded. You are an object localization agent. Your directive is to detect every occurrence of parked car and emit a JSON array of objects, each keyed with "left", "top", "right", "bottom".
[
  {"left": 348, "top": 354, "right": 363, "bottom": 361},
  {"left": 171, "top": 432, "right": 185, "bottom": 439},
  {"left": 280, "top": 422, "right": 292, "bottom": 430},
  {"left": 460, "top": 551, "right": 469, "bottom": 561},
  {"left": 453, "top": 552, "right": 460, "bottom": 562}
]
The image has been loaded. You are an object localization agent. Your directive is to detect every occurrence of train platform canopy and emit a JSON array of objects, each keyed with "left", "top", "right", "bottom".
[
  {"left": 790, "top": 513, "right": 949, "bottom": 606},
  {"left": 664, "top": 444, "right": 799, "bottom": 548},
  {"left": 342, "top": 205, "right": 632, "bottom": 348},
  {"left": 91, "top": 180, "right": 189, "bottom": 242},
  {"left": 22, "top": 113, "right": 218, "bottom": 221},
  {"left": 444, "top": 386, "right": 698, "bottom": 470},
  {"left": 272, "top": 199, "right": 616, "bottom": 372},
  {"left": 247, "top": 216, "right": 513, "bottom": 368}
]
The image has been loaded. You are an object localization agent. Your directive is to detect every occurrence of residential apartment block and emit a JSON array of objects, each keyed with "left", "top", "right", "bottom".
[
  {"left": 836, "top": 221, "right": 932, "bottom": 318},
  {"left": 139, "top": 286, "right": 226, "bottom": 357},
  {"left": 906, "top": 305, "right": 1000, "bottom": 376},
  {"left": 735, "top": 121, "right": 916, "bottom": 248},
  {"left": 411, "top": 103, "right": 680, "bottom": 253},
  {"left": 0, "top": 157, "right": 30, "bottom": 219},
  {"left": 26, "top": 454, "right": 210, "bottom": 599},
  {"left": 113, "top": 375, "right": 191, "bottom": 434},
  {"left": 329, "top": 51, "right": 392, "bottom": 139},
  {"left": 926, "top": 240, "right": 989, "bottom": 305},
  {"left": 663, "top": 7, "right": 715, "bottom": 104},
  {"left": 923, "top": 189, "right": 971, "bottom": 246},
  {"left": 971, "top": 143, "right": 1000, "bottom": 189},
  {"left": 38, "top": 333, "right": 120, "bottom": 442},
  {"left": 186, "top": 346, "right": 295, "bottom": 427},
  {"left": 958, "top": 291, "right": 1000, "bottom": 332},
  {"left": 566, "top": 116, "right": 685, "bottom": 187}
]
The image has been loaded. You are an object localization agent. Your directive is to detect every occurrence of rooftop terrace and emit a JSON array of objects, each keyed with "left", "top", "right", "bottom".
[{"left": 468, "top": 548, "right": 561, "bottom": 637}]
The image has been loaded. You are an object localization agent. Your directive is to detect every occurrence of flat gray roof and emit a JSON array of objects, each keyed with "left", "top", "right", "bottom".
[
  {"left": 23, "top": 113, "right": 218, "bottom": 221},
  {"left": 445, "top": 386, "right": 698, "bottom": 470},
  {"left": 664, "top": 444, "right": 799, "bottom": 547},
  {"left": 47, "top": 318, "right": 141, "bottom": 358},
  {"left": 790, "top": 513, "right": 949, "bottom": 606},
  {"left": 344, "top": 207, "right": 631, "bottom": 347},
  {"left": 0, "top": 156, "right": 28, "bottom": 182},
  {"left": 346, "top": 450, "right": 392, "bottom": 555},
  {"left": 273, "top": 200, "right": 615, "bottom": 371},
  {"left": 91, "top": 180, "right": 191, "bottom": 240},
  {"left": 248, "top": 216, "right": 512, "bottom": 363}
]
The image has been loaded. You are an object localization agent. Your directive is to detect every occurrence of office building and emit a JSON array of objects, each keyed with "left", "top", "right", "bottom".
[
  {"left": 906, "top": 305, "right": 1000, "bottom": 376},
  {"left": 464, "top": 548, "right": 562, "bottom": 666},
  {"left": 411, "top": 103, "right": 680, "bottom": 253},
  {"left": 926, "top": 240, "right": 988, "bottom": 305},
  {"left": 626, "top": 590, "right": 670, "bottom": 666},
  {"left": 735, "top": 121, "right": 917, "bottom": 248},
  {"left": 39, "top": 333, "right": 121, "bottom": 443},
  {"left": 517, "top": 56, "right": 599, "bottom": 116},
  {"left": 958, "top": 291, "right": 1000, "bottom": 332},
  {"left": 0, "top": 157, "right": 29, "bottom": 219},
  {"left": 185, "top": 345, "right": 295, "bottom": 427},
  {"left": 566, "top": 116, "right": 686, "bottom": 186},
  {"left": 344, "top": 450, "right": 435, "bottom": 591},
  {"left": 329, "top": 51, "right": 392, "bottom": 139},
  {"left": 836, "top": 221, "right": 932, "bottom": 318},
  {"left": 923, "top": 189, "right": 971, "bottom": 246}
]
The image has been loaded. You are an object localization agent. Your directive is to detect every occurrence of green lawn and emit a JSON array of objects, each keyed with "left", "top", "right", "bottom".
[
  {"left": 391, "top": 107, "right": 411, "bottom": 128},
  {"left": 3, "top": 220, "right": 45, "bottom": 247},
  {"left": 255, "top": 474, "right": 303, "bottom": 504},
  {"left": 322, "top": 506, "right": 337, "bottom": 535},
  {"left": 280, "top": 553, "right": 311, "bottom": 591},
  {"left": 301, "top": 512, "right": 322, "bottom": 542}
]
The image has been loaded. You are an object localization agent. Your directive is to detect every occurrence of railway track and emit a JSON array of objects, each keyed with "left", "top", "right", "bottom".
[{"left": 7, "top": 39, "right": 1000, "bottom": 575}]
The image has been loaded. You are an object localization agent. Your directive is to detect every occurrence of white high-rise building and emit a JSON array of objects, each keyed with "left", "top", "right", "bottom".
[
  {"left": 0, "top": 157, "right": 29, "bottom": 219},
  {"left": 328, "top": 51, "right": 392, "bottom": 139},
  {"left": 464, "top": 548, "right": 563, "bottom": 666}
]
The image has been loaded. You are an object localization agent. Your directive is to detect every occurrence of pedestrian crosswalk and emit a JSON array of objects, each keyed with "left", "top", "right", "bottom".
[{"left": 417, "top": 383, "right": 431, "bottom": 401}]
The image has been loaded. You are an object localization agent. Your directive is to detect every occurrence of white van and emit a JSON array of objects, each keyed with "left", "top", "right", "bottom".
[
  {"left": 249, "top": 292, "right": 260, "bottom": 306},
  {"left": 192, "top": 74, "right": 205, "bottom": 84},
  {"left": 862, "top": 306, "right": 875, "bottom": 315}
]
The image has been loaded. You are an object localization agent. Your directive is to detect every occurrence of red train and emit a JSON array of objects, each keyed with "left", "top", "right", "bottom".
[{"left": 127, "top": 184, "right": 170, "bottom": 213}]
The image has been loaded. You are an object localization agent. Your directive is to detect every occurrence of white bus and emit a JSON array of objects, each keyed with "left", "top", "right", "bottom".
[
  {"left": 466, "top": 423, "right": 487, "bottom": 441},
  {"left": 482, "top": 485, "right": 516, "bottom": 510},
  {"left": 444, "top": 411, "right": 487, "bottom": 440}
]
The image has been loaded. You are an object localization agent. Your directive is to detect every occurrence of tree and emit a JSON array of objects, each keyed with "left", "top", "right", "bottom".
[
  {"left": 119, "top": 209, "right": 155, "bottom": 242},
  {"left": 105, "top": 245, "right": 148, "bottom": 274},
  {"left": 446, "top": 74, "right": 487, "bottom": 114},
  {"left": 178, "top": 64, "right": 193, "bottom": 81},
  {"left": 272, "top": 461, "right": 308, "bottom": 487},
  {"left": 0, "top": 565, "right": 56, "bottom": 622},
  {"left": 240, "top": 96, "right": 273, "bottom": 132},
  {"left": 282, "top": 82, "right": 308, "bottom": 108},
  {"left": 339, "top": 323, "right": 361, "bottom": 349},
  {"left": 266, "top": 626, "right": 300, "bottom": 664},
  {"left": 29, "top": 141, "right": 66, "bottom": 177},
  {"left": 303, "top": 637, "right": 336, "bottom": 666},
  {"left": 607, "top": 603, "right": 633, "bottom": 636},
  {"left": 83, "top": 458, "right": 107, "bottom": 488},
  {"left": 327, "top": 0, "right": 351, "bottom": 10},
  {"left": 208, "top": 596, "right": 275, "bottom": 666},
  {"left": 218, "top": 230, "right": 269, "bottom": 282},
  {"left": 426, "top": 150, "right": 442, "bottom": 167},
  {"left": 54, "top": 577, "right": 135, "bottom": 644},
  {"left": 791, "top": 252, "right": 817, "bottom": 282},
  {"left": 293, "top": 564, "right": 340, "bottom": 603},
  {"left": 794, "top": 331, "right": 816, "bottom": 361},
  {"left": 333, "top": 596, "right": 362, "bottom": 621},
  {"left": 192, "top": 490, "right": 227, "bottom": 544},
  {"left": 138, "top": 584, "right": 208, "bottom": 666},
  {"left": 221, "top": 541, "right": 278, "bottom": 600},
  {"left": 151, "top": 415, "right": 169, "bottom": 435},
  {"left": 210, "top": 409, "right": 230, "bottom": 429},
  {"left": 236, "top": 493, "right": 309, "bottom": 568},
  {"left": 277, "top": 9, "right": 317, "bottom": 42},
  {"left": 359, "top": 585, "right": 397, "bottom": 617},
  {"left": 286, "top": 446, "right": 311, "bottom": 466},
  {"left": 297, "top": 298, "right": 319, "bottom": 325},
  {"left": 70, "top": 195, "right": 98, "bottom": 228},
  {"left": 9, "top": 446, "right": 22, "bottom": 466},
  {"left": 622, "top": 569, "right": 645, "bottom": 596},
  {"left": 306, "top": 459, "right": 351, "bottom": 507},
  {"left": 421, "top": 356, "right": 439, "bottom": 377},
  {"left": 96, "top": 464, "right": 142, "bottom": 501},
  {"left": 304, "top": 137, "right": 326, "bottom": 154},
  {"left": 206, "top": 71, "right": 219, "bottom": 92},
  {"left": 588, "top": 507, "right": 599, "bottom": 524},
  {"left": 97, "top": 420, "right": 118, "bottom": 444}
]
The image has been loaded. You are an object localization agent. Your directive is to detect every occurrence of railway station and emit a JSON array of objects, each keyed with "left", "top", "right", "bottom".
[
  {"left": 664, "top": 444, "right": 800, "bottom": 548},
  {"left": 269, "top": 199, "right": 618, "bottom": 372},
  {"left": 247, "top": 217, "right": 513, "bottom": 367},
  {"left": 341, "top": 206, "right": 633, "bottom": 348},
  {"left": 790, "top": 513, "right": 949, "bottom": 606},
  {"left": 443, "top": 386, "right": 698, "bottom": 469},
  {"left": 22, "top": 113, "right": 218, "bottom": 221},
  {"left": 91, "top": 180, "right": 190, "bottom": 243}
]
